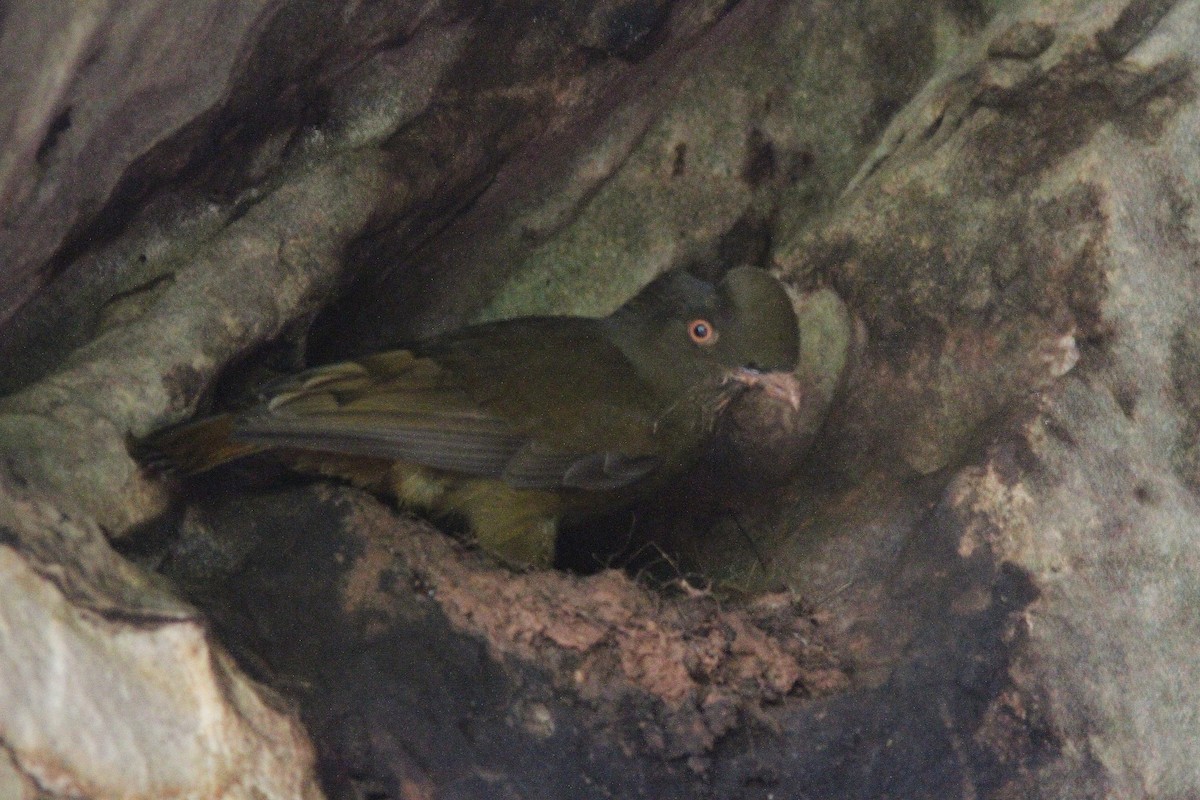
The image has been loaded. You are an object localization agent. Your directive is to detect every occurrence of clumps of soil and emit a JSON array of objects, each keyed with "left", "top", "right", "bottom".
[{"left": 338, "top": 488, "right": 851, "bottom": 764}]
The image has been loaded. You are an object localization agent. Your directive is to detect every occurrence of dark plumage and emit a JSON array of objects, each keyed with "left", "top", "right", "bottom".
[{"left": 141, "top": 267, "right": 802, "bottom": 567}]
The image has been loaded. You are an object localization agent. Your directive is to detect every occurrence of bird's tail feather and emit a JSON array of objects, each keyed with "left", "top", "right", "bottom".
[{"left": 133, "top": 414, "right": 263, "bottom": 473}]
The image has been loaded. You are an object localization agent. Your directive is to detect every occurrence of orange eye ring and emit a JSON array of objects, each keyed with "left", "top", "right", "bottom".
[{"left": 688, "top": 319, "right": 717, "bottom": 345}]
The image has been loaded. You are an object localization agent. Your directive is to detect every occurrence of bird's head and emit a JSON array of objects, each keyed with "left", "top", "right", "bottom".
[{"left": 607, "top": 266, "right": 801, "bottom": 406}]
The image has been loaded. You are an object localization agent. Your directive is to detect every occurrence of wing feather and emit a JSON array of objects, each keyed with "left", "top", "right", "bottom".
[{"left": 230, "top": 343, "right": 664, "bottom": 491}]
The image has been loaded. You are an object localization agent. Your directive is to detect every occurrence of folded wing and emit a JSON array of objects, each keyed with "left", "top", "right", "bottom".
[{"left": 232, "top": 346, "right": 662, "bottom": 491}]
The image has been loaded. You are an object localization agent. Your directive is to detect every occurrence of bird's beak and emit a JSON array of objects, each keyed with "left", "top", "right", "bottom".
[{"left": 728, "top": 368, "right": 802, "bottom": 411}]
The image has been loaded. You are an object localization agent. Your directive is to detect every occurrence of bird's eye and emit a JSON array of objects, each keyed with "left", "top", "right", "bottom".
[{"left": 688, "top": 319, "right": 717, "bottom": 345}]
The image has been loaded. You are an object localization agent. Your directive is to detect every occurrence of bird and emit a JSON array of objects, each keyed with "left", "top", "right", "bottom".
[{"left": 139, "top": 266, "right": 803, "bottom": 568}]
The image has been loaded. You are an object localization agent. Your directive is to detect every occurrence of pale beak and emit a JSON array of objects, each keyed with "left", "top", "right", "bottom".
[{"left": 729, "top": 368, "right": 802, "bottom": 412}]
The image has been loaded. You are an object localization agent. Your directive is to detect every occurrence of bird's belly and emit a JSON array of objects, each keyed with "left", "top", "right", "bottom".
[{"left": 285, "top": 452, "right": 633, "bottom": 568}]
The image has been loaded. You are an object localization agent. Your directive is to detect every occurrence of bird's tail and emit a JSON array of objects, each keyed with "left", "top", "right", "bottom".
[{"left": 133, "top": 414, "right": 264, "bottom": 473}]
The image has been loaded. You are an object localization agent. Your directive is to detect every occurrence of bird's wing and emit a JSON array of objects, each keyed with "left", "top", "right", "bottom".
[
  {"left": 232, "top": 343, "right": 664, "bottom": 490},
  {"left": 233, "top": 351, "right": 527, "bottom": 475},
  {"left": 502, "top": 442, "right": 660, "bottom": 490},
  {"left": 420, "top": 317, "right": 667, "bottom": 450}
]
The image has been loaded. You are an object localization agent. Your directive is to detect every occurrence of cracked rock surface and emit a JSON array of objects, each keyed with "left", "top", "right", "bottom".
[{"left": 2, "top": 0, "right": 1200, "bottom": 797}]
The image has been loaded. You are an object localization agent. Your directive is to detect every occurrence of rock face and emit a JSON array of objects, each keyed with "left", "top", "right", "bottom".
[
  {"left": 0, "top": 469, "right": 322, "bottom": 799},
  {"left": 2, "top": 0, "right": 1200, "bottom": 797}
]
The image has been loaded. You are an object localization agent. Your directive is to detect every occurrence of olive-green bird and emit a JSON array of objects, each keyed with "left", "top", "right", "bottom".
[{"left": 142, "top": 267, "right": 802, "bottom": 567}]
